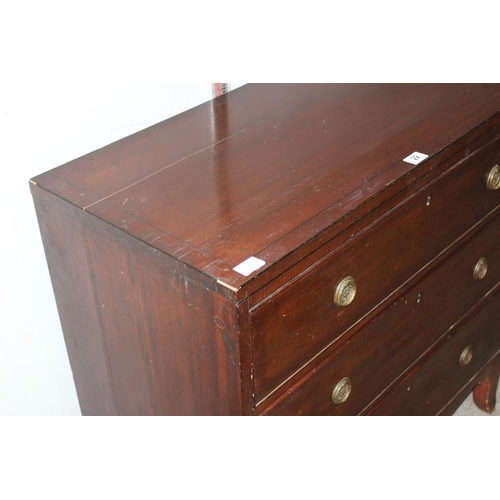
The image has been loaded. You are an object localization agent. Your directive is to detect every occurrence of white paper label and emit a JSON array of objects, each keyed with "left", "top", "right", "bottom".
[
  {"left": 233, "top": 257, "right": 266, "bottom": 276},
  {"left": 403, "top": 152, "right": 429, "bottom": 165}
]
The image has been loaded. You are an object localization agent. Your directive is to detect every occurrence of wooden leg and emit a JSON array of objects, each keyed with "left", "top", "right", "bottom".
[{"left": 473, "top": 360, "right": 500, "bottom": 414}]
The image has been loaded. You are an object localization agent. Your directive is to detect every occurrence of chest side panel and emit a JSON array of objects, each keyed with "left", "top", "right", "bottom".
[
  {"left": 31, "top": 184, "right": 118, "bottom": 416},
  {"left": 80, "top": 212, "right": 243, "bottom": 416},
  {"left": 32, "top": 184, "right": 242, "bottom": 416}
]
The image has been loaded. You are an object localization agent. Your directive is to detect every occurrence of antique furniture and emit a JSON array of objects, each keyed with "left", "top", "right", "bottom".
[{"left": 31, "top": 84, "right": 500, "bottom": 415}]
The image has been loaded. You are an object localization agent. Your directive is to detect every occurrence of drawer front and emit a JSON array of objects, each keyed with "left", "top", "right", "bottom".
[
  {"left": 251, "top": 138, "right": 500, "bottom": 403},
  {"left": 263, "top": 212, "right": 500, "bottom": 415},
  {"left": 369, "top": 290, "right": 500, "bottom": 416}
]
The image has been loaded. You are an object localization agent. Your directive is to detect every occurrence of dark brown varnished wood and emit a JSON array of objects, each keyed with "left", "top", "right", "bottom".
[
  {"left": 437, "top": 351, "right": 500, "bottom": 415},
  {"left": 367, "top": 289, "right": 500, "bottom": 416},
  {"left": 32, "top": 185, "right": 242, "bottom": 416},
  {"left": 246, "top": 121, "right": 500, "bottom": 305},
  {"left": 30, "top": 84, "right": 500, "bottom": 416},
  {"left": 262, "top": 212, "right": 500, "bottom": 415},
  {"left": 80, "top": 211, "right": 242, "bottom": 416},
  {"left": 31, "top": 186, "right": 118, "bottom": 415},
  {"left": 251, "top": 138, "right": 500, "bottom": 403},
  {"left": 35, "top": 84, "right": 325, "bottom": 204},
  {"left": 32, "top": 84, "right": 500, "bottom": 296}
]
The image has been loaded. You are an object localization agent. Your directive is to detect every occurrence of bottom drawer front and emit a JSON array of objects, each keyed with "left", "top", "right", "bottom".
[{"left": 369, "top": 289, "right": 500, "bottom": 416}]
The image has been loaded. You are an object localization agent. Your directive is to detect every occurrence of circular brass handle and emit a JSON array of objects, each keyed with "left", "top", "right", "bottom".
[
  {"left": 334, "top": 276, "right": 357, "bottom": 307},
  {"left": 332, "top": 377, "right": 352, "bottom": 405},
  {"left": 473, "top": 257, "right": 488, "bottom": 280},
  {"left": 486, "top": 165, "right": 500, "bottom": 190},
  {"left": 459, "top": 345, "right": 473, "bottom": 367}
]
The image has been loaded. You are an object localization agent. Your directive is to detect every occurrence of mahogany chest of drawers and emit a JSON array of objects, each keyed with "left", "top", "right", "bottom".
[{"left": 31, "top": 84, "right": 500, "bottom": 416}]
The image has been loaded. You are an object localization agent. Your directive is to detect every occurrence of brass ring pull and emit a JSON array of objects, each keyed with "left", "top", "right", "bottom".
[
  {"left": 334, "top": 276, "right": 356, "bottom": 307},
  {"left": 459, "top": 345, "right": 473, "bottom": 367},
  {"left": 473, "top": 257, "right": 488, "bottom": 280},
  {"left": 332, "top": 377, "right": 352, "bottom": 405},
  {"left": 486, "top": 165, "right": 500, "bottom": 190}
]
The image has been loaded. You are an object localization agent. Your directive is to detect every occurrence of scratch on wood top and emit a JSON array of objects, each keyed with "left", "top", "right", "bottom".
[
  {"left": 217, "top": 279, "right": 239, "bottom": 293},
  {"left": 29, "top": 179, "right": 37, "bottom": 186}
]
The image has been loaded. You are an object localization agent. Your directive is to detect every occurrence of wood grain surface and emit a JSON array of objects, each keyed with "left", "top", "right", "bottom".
[
  {"left": 368, "top": 289, "right": 500, "bottom": 416},
  {"left": 251, "top": 138, "right": 500, "bottom": 402},
  {"left": 32, "top": 84, "right": 500, "bottom": 295},
  {"left": 30, "top": 84, "right": 500, "bottom": 416},
  {"left": 262, "top": 212, "right": 500, "bottom": 414}
]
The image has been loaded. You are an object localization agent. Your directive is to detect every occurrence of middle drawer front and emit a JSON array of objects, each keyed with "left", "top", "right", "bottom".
[
  {"left": 262, "top": 211, "right": 500, "bottom": 415},
  {"left": 251, "top": 138, "right": 500, "bottom": 403}
]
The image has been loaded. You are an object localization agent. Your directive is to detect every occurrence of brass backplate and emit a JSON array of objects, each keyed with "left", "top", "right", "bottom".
[
  {"left": 487, "top": 165, "right": 500, "bottom": 190},
  {"left": 332, "top": 377, "right": 352, "bottom": 405},
  {"left": 473, "top": 257, "right": 488, "bottom": 280},
  {"left": 459, "top": 345, "right": 473, "bottom": 367},
  {"left": 334, "top": 276, "right": 357, "bottom": 307}
]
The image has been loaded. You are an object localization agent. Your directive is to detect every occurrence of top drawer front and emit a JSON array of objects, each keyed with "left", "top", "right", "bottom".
[{"left": 251, "top": 137, "right": 500, "bottom": 404}]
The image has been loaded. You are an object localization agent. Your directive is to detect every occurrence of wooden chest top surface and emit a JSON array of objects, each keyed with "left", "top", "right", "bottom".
[{"left": 32, "top": 84, "right": 500, "bottom": 296}]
